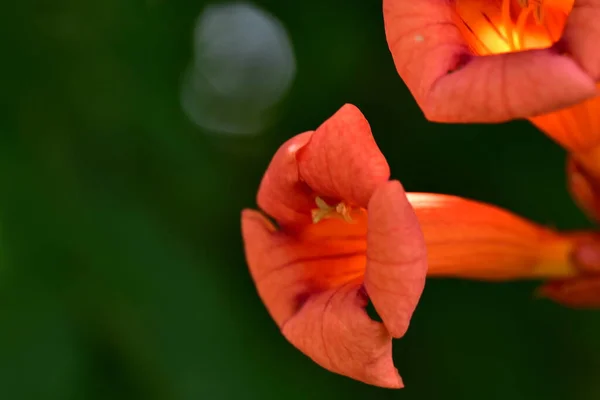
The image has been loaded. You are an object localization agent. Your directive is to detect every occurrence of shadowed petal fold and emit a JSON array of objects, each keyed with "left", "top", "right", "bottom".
[{"left": 282, "top": 284, "right": 403, "bottom": 388}]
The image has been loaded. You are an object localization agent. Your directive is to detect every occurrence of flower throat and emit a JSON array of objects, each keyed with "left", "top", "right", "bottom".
[{"left": 455, "top": 0, "right": 573, "bottom": 55}]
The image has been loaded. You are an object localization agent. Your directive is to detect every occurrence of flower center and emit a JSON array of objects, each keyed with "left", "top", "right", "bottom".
[
  {"left": 311, "top": 196, "right": 355, "bottom": 224},
  {"left": 455, "top": 0, "right": 573, "bottom": 55}
]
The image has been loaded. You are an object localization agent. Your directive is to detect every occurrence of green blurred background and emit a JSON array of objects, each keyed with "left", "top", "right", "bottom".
[{"left": 4, "top": 0, "right": 600, "bottom": 399}]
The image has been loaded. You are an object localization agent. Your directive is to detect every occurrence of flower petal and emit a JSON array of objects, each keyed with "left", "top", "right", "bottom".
[
  {"left": 530, "top": 86, "right": 600, "bottom": 154},
  {"left": 538, "top": 277, "right": 600, "bottom": 307},
  {"left": 364, "top": 181, "right": 428, "bottom": 338},
  {"left": 257, "top": 132, "right": 315, "bottom": 227},
  {"left": 560, "top": 0, "right": 600, "bottom": 80},
  {"left": 297, "top": 104, "right": 390, "bottom": 208},
  {"left": 407, "top": 193, "right": 577, "bottom": 279},
  {"left": 282, "top": 284, "right": 402, "bottom": 388},
  {"left": 241, "top": 209, "right": 367, "bottom": 325},
  {"left": 383, "top": 0, "right": 597, "bottom": 122},
  {"left": 241, "top": 209, "right": 402, "bottom": 388}
]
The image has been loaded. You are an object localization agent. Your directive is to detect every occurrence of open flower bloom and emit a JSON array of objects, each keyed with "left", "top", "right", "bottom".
[
  {"left": 383, "top": 0, "right": 600, "bottom": 122},
  {"left": 241, "top": 104, "right": 599, "bottom": 388},
  {"left": 242, "top": 104, "right": 428, "bottom": 388},
  {"left": 385, "top": 0, "right": 600, "bottom": 306}
]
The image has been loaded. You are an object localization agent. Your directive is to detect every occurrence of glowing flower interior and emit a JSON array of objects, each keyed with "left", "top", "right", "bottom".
[
  {"left": 456, "top": 0, "right": 600, "bottom": 179},
  {"left": 383, "top": 0, "right": 600, "bottom": 122},
  {"left": 452, "top": 0, "right": 600, "bottom": 305}
]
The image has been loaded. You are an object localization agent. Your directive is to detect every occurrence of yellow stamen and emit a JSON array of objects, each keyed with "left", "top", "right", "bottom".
[
  {"left": 311, "top": 196, "right": 354, "bottom": 224},
  {"left": 515, "top": 5, "right": 533, "bottom": 49},
  {"left": 500, "top": 0, "right": 547, "bottom": 51},
  {"left": 501, "top": 0, "right": 516, "bottom": 50}
]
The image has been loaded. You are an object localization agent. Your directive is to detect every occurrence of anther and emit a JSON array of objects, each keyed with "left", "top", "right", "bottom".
[{"left": 311, "top": 197, "right": 354, "bottom": 224}]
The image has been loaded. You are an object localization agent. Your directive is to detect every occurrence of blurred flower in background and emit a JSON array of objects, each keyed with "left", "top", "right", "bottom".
[
  {"left": 181, "top": 2, "right": 296, "bottom": 135},
  {"left": 383, "top": 0, "right": 599, "bottom": 122}
]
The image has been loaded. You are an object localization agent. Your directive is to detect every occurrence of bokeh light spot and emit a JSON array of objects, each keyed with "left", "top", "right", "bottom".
[{"left": 181, "top": 2, "right": 296, "bottom": 135}]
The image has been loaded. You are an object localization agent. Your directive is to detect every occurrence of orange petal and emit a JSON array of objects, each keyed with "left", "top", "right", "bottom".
[
  {"left": 241, "top": 209, "right": 367, "bottom": 325},
  {"left": 364, "top": 181, "right": 428, "bottom": 338},
  {"left": 241, "top": 210, "right": 404, "bottom": 387},
  {"left": 407, "top": 193, "right": 576, "bottom": 279},
  {"left": 538, "top": 277, "right": 600, "bottom": 307},
  {"left": 560, "top": 0, "right": 600, "bottom": 80},
  {"left": 256, "top": 132, "right": 315, "bottom": 227},
  {"left": 282, "top": 284, "right": 402, "bottom": 388},
  {"left": 297, "top": 104, "right": 390, "bottom": 208},
  {"left": 383, "top": 0, "right": 597, "bottom": 122},
  {"left": 566, "top": 156, "right": 600, "bottom": 221},
  {"left": 529, "top": 87, "right": 600, "bottom": 154}
]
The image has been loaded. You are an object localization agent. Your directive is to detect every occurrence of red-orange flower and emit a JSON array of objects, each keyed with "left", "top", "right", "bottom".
[
  {"left": 241, "top": 104, "right": 428, "bottom": 388},
  {"left": 383, "top": 0, "right": 600, "bottom": 122},
  {"left": 241, "top": 104, "right": 598, "bottom": 388},
  {"left": 384, "top": 0, "right": 600, "bottom": 306}
]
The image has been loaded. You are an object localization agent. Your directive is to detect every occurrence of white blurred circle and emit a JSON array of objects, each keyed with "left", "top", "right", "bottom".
[{"left": 181, "top": 3, "right": 296, "bottom": 135}]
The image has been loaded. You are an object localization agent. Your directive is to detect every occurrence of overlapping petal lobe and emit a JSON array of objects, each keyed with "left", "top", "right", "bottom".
[
  {"left": 281, "top": 284, "right": 403, "bottom": 389},
  {"left": 364, "top": 181, "right": 427, "bottom": 338},
  {"left": 241, "top": 209, "right": 402, "bottom": 388},
  {"left": 406, "top": 193, "right": 574, "bottom": 280},
  {"left": 383, "top": 0, "right": 597, "bottom": 122},
  {"left": 538, "top": 278, "right": 600, "bottom": 307},
  {"left": 560, "top": 0, "right": 600, "bottom": 80},
  {"left": 241, "top": 209, "right": 367, "bottom": 326},
  {"left": 256, "top": 132, "right": 315, "bottom": 227},
  {"left": 566, "top": 157, "right": 600, "bottom": 221},
  {"left": 296, "top": 104, "right": 390, "bottom": 208}
]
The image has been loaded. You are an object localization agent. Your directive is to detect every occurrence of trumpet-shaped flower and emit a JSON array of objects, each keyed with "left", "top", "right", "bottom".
[
  {"left": 385, "top": 0, "right": 600, "bottom": 306},
  {"left": 242, "top": 104, "right": 428, "bottom": 388},
  {"left": 384, "top": 0, "right": 600, "bottom": 122},
  {"left": 241, "top": 104, "right": 598, "bottom": 388}
]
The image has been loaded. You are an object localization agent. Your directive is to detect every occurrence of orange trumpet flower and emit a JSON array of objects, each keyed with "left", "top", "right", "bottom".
[
  {"left": 241, "top": 104, "right": 597, "bottom": 388},
  {"left": 385, "top": 0, "right": 600, "bottom": 306},
  {"left": 383, "top": 0, "right": 600, "bottom": 123},
  {"left": 242, "top": 104, "right": 428, "bottom": 388}
]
